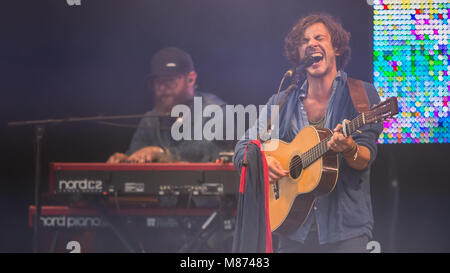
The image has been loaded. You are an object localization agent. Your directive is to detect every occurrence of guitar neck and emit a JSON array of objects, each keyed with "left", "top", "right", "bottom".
[{"left": 301, "top": 113, "right": 366, "bottom": 168}]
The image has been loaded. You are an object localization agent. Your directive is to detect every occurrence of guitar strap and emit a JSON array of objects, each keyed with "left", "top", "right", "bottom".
[{"left": 346, "top": 77, "right": 370, "bottom": 113}]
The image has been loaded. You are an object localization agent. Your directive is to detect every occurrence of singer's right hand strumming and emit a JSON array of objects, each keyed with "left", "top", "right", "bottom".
[{"left": 266, "top": 155, "right": 289, "bottom": 183}]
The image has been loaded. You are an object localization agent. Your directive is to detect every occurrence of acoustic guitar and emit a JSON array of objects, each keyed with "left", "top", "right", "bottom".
[{"left": 263, "top": 97, "right": 398, "bottom": 235}]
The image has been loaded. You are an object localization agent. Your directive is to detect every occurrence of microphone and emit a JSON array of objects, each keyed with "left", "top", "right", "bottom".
[
  {"left": 276, "top": 54, "right": 323, "bottom": 102},
  {"left": 285, "top": 55, "right": 323, "bottom": 77}
]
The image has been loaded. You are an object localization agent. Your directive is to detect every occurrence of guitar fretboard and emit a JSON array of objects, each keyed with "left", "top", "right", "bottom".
[{"left": 290, "top": 113, "right": 366, "bottom": 171}]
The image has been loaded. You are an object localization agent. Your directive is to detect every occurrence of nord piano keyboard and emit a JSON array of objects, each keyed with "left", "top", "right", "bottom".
[
  {"left": 29, "top": 205, "right": 236, "bottom": 253},
  {"left": 29, "top": 205, "right": 235, "bottom": 230},
  {"left": 49, "top": 162, "right": 240, "bottom": 197},
  {"left": 33, "top": 163, "right": 239, "bottom": 252}
]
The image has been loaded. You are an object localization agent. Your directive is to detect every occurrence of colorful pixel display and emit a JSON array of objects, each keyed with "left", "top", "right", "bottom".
[{"left": 373, "top": 0, "right": 449, "bottom": 144}]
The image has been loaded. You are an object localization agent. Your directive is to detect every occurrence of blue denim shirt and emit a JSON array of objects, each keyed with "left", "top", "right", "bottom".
[
  {"left": 127, "top": 91, "right": 228, "bottom": 162},
  {"left": 233, "top": 71, "right": 383, "bottom": 244}
]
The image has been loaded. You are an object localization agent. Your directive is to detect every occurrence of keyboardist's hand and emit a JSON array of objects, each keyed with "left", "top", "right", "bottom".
[
  {"left": 106, "top": 152, "right": 129, "bottom": 163},
  {"left": 127, "top": 146, "right": 165, "bottom": 163}
]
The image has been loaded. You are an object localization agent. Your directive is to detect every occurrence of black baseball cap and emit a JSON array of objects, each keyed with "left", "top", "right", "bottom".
[{"left": 149, "top": 47, "right": 195, "bottom": 77}]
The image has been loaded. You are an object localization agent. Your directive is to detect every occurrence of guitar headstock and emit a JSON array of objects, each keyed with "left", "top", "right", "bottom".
[{"left": 365, "top": 97, "right": 399, "bottom": 124}]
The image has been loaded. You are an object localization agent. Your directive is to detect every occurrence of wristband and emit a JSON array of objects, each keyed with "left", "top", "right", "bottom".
[{"left": 343, "top": 142, "right": 358, "bottom": 161}]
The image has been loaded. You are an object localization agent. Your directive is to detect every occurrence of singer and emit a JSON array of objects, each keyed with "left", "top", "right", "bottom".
[
  {"left": 107, "top": 47, "right": 229, "bottom": 163},
  {"left": 233, "top": 13, "right": 383, "bottom": 252}
]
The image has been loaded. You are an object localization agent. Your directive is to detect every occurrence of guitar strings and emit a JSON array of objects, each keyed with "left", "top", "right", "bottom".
[
  {"left": 288, "top": 114, "right": 364, "bottom": 172},
  {"left": 291, "top": 113, "right": 364, "bottom": 170}
]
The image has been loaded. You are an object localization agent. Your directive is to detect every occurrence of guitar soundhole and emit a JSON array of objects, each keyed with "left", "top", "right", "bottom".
[{"left": 289, "top": 155, "right": 303, "bottom": 179}]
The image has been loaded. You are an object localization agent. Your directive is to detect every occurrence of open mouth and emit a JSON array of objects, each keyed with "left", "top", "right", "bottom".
[{"left": 310, "top": 52, "right": 324, "bottom": 64}]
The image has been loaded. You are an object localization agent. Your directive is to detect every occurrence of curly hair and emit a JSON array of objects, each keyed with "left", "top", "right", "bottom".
[{"left": 284, "top": 13, "right": 351, "bottom": 71}]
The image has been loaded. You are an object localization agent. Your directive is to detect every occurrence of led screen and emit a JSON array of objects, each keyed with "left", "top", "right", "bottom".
[{"left": 373, "top": 0, "right": 449, "bottom": 143}]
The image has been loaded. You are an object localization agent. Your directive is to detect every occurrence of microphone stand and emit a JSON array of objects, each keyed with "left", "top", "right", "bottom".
[
  {"left": 32, "top": 125, "right": 44, "bottom": 253},
  {"left": 259, "top": 56, "right": 316, "bottom": 142},
  {"left": 7, "top": 112, "right": 167, "bottom": 253}
]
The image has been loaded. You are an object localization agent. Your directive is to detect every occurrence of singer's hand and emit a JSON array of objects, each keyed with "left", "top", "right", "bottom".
[
  {"left": 327, "top": 124, "right": 371, "bottom": 170},
  {"left": 327, "top": 124, "right": 354, "bottom": 153},
  {"left": 266, "top": 155, "right": 289, "bottom": 183}
]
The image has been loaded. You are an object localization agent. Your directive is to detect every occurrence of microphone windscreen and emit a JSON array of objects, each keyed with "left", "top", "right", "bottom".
[{"left": 303, "top": 56, "right": 315, "bottom": 67}]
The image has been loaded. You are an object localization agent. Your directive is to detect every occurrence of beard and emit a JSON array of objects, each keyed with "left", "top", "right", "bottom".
[
  {"left": 154, "top": 96, "right": 176, "bottom": 114},
  {"left": 307, "top": 67, "right": 329, "bottom": 78},
  {"left": 154, "top": 87, "right": 193, "bottom": 114}
]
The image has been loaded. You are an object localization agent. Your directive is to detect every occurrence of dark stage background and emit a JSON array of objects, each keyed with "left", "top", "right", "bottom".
[{"left": 1, "top": 0, "right": 449, "bottom": 252}]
